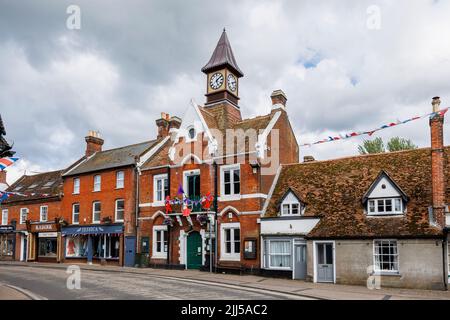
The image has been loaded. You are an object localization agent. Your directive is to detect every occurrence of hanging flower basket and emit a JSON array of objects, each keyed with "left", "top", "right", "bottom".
[
  {"left": 196, "top": 214, "right": 209, "bottom": 226},
  {"left": 163, "top": 217, "right": 174, "bottom": 227},
  {"left": 101, "top": 216, "right": 113, "bottom": 224}
]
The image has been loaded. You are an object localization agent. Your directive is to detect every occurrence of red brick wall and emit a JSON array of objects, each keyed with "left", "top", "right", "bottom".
[{"left": 61, "top": 167, "right": 137, "bottom": 235}]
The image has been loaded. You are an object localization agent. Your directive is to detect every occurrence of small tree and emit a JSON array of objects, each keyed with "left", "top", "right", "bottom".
[
  {"left": 358, "top": 137, "right": 385, "bottom": 154},
  {"left": 386, "top": 137, "right": 418, "bottom": 152}
]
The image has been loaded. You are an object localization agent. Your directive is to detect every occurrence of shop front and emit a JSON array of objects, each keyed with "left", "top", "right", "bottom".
[
  {"left": 0, "top": 225, "right": 15, "bottom": 260},
  {"left": 62, "top": 224, "right": 124, "bottom": 266},
  {"left": 27, "top": 221, "right": 63, "bottom": 263}
]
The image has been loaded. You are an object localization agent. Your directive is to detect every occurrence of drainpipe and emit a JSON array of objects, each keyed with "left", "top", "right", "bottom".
[
  {"left": 167, "top": 167, "right": 171, "bottom": 267},
  {"left": 213, "top": 160, "right": 218, "bottom": 273},
  {"left": 443, "top": 229, "right": 448, "bottom": 290},
  {"left": 135, "top": 162, "right": 140, "bottom": 263}
]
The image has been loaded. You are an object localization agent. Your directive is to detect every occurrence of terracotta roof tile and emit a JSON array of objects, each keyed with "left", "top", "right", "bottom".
[{"left": 265, "top": 147, "right": 449, "bottom": 238}]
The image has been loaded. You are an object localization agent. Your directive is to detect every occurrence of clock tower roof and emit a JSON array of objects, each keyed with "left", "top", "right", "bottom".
[{"left": 201, "top": 29, "right": 244, "bottom": 77}]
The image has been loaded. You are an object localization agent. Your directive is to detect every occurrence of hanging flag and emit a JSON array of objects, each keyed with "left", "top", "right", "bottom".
[
  {"left": 0, "top": 191, "right": 10, "bottom": 203},
  {"left": 177, "top": 185, "right": 185, "bottom": 195},
  {"left": 182, "top": 204, "right": 191, "bottom": 217},
  {"left": 0, "top": 157, "right": 19, "bottom": 171},
  {"left": 165, "top": 196, "right": 172, "bottom": 214}
]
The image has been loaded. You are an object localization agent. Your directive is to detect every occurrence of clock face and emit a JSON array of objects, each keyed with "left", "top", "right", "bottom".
[
  {"left": 227, "top": 74, "right": 237, "bottom": 92},
  {"left": 210, "top": 72, "right": 224, "bottom": 90}
]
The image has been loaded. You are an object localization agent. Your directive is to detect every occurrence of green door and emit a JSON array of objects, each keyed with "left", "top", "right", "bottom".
[{"left": 187, "top": 232, "right": 202, "bottom": 269}]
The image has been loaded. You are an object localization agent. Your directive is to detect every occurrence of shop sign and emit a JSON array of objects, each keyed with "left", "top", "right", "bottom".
[
  {"left": 62, "top": 224, "right": 123, "bottom": 236},
  {"left": 30, "top": 223, "right": 58, "bottom": 233},
  {"left": 0, "top": 225, "right": 15, "bottom": 233},
  {"left": 38, "top": 232, "right": 58, "bottom": 238}
]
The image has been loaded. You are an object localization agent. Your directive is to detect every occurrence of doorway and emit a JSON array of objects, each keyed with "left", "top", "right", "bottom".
[
  {"left": 186, "top": 231, "right": 202, "bottom": 269},
  {"left": 293, "top": 244, "right": 307, "bottom": 280},
  {"left": 315, "top": 242, "right": 334, "bottom": 283}
]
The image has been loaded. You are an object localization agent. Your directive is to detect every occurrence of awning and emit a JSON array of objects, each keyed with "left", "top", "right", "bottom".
[{"left": 62, "top": 224, "right": 123, "bottom": 236}]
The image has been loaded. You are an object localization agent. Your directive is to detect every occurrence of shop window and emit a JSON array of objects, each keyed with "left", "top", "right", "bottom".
[
  {"left": 66, "top": 236, "right": 88, "bottom": 258},
  {"left": 92, "top": 201, "right": 101, "bottom": 223},
  {"left": 38, "top": 237, "right": 57, "bottom": 257},
  {"left": 115, "top": 199, "right": 124, "bottom": 222},
  {"left": 0, "top": 234, "right": 14, "bottom": 256},
  {"left": 116, "top": 171, "right": 124, "bottom": 189},
  {"left": 40, "top": 206, "right": 48, "bottom": 222}
]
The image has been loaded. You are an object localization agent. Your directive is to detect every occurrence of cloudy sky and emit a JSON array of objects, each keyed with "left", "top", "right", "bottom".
[{"left": 1, "top": 0, "right": 449, "bottom": 183}]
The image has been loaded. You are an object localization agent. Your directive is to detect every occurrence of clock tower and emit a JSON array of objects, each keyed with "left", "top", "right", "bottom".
[{"left": 201, "top": 29, "right": 244, "bottom": 108}]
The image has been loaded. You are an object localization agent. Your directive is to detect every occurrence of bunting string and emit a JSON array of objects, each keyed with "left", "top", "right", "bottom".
[
  {"left": 0, "top": 157, "right": 19, "bottom": 171},
  {"left": 300, "top": 108, "right": 448, "bottom": 147}
]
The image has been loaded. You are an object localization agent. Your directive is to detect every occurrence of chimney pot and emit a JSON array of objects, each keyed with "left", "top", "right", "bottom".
[
  {"left": 432, "top": 96, "right": 441, "bottom": 112},
  {"left": 271, "top": 89, "right": 287, "bottom": 110}
]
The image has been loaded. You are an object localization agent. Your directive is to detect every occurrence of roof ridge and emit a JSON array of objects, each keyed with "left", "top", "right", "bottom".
[
  {"left": 235, "top": 113, "right": 272, "bottom": 124},
  {"left": 285, "top": 146, "right": 442, "bottom": 167},
  {"left": 98, "top": 139, "right": 158, "bottom": 153}
]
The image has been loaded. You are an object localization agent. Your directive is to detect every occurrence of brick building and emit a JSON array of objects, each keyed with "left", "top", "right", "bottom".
[
  {"left": 0, "top": 170, "right": 64, "bottom": 262},
  {"left": 261, "top": 97, "right": 449, "bottom": 289},
  {"left": 136, "top": 30, "right": 299, "bottom": 273},
  {"left": 59, "top": 131, "right": 168, "bottom": 266}
]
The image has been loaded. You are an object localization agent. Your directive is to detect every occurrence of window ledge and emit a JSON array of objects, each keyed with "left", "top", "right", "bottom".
[
  {"left": 373, "top": 272, "right": 401, "bottom": 277},
  {"left": 151, "top": 254, "right": 168, "bottom": 259},
  {"left": 262, "top": 267, "right": 292, "bottom": 271},
  {"left": 220, "top": 256, "right": 240, "bottom": 262},
  {"left": 367, "top": 214, "right": 404, "bottom": 218},
  {"left": 219, "top": 195, "right": 241, "bottom": 202}
]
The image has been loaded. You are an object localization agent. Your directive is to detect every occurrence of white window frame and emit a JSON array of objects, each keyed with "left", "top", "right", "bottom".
[
  {"left": 93, "top": 175, "right": 101, "bottom": 192},
  {"left": 264, "top": 238, "right": 293, "bottom": 270},
  {"left": 92, "top": 201, "right": 101, "bottom": 224},
  {"left": 40, "top": 205, "right": 48, "bottom": 222},
  {"left": 220, "top": 164, "right": 241, "bottom": 200},
  {"left": 281, "top": 202, "right": 301, "bottom": 216},
  {"left": 185, "top": 125, "right": 197, "bottom": 142},
  {"left": 152, "top": 225, "right": 168, "bottom": 259},
  {"left": 220, "top": 222, "right": 241, "bottom": 261},
  {"left": 115, "top": 199, "right": 125, "bottom": 222},
  {"left": 367, "top": 197, "right": 403, "bottom": 215},
  {"left": 20, "top": 208, "right": 29, "bottom": 224},
  {"left": 1, "top": 209, "right": 8, "bottom": 225},
  {"left": 116, "top": 171, "right": 124, "bottom": 189},
  {"left": 72, "top": 203, "right": 80, "bottom": 225},
  {"left": 153, "top": 174, "right": 168, "bottom": 206},
  {"left": 73, "top": 177, "right": 80, "bottom": 194},
  {"left": 373, "top": 239, "right": 399, "bottom": 274}
]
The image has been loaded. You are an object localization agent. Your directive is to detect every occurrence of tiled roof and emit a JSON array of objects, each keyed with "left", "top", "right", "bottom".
[
  {"left": 4, "top": 170, "right": 64, "bottom": 203},
  {"left": 201, "top": 30, "right": 243, "bottom": 77},
  {"left": 64, "top": 140, "right": 159, "bottom": 176},
  {"left": 265, "top": 147, "right": 450, "bottom": 238}
]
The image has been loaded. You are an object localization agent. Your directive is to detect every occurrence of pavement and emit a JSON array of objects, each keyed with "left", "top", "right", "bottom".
[{"left": 0, "top": 261, "right": 450, "bottom": 300}]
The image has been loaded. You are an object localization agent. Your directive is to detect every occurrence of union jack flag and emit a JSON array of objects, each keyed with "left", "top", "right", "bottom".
[
  {"left": 0, "top": 191, "right": 10, "bottom": 202},
  {"left": 0, "top": 157, "right": 19, "bottom": 170}
]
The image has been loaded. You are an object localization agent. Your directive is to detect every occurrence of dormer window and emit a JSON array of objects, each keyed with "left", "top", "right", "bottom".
[
  {"left": 363, "top": 171, "right": 408, "bottom": 216},
  {"left": 279, "top": 188, "right": 305, "bottom": 216}
]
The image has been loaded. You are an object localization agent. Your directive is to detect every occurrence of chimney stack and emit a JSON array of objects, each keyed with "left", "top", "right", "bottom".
[
  {"left": 429, "top": 96, "right": 446, "bottom": 228},
  {"left": 271, "top": 90, "right": 287, "bottom": 110},
  {"left": 156, "top": 112, "right": 171, "bottom": 139},
  {"left": 85, "top": 130, "right": 104, "bottom": 157},
  {"left": 0, "top": 170, "right": 6, "bottom": 185}
]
